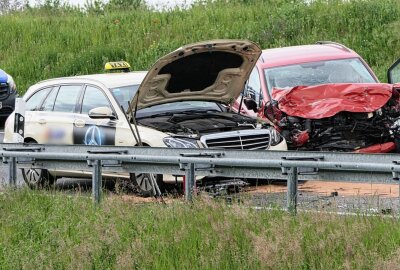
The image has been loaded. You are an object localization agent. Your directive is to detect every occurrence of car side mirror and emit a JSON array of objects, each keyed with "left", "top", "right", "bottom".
[
  {"left": 88, "top": 107, "right": 116, "bottom": 120},
  {"left": 388, "top": 58, "right": 400, "bottom": 84},
  {"left": 243, "top": 98, "right": 258, "bottom": 112}
]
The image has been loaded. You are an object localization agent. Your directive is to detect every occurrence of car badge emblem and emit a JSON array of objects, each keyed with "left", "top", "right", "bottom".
[{"left": 84, "top": 126, "right": 102, "bottom": 145}]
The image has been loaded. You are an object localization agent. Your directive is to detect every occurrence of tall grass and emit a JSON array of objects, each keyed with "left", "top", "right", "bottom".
[
  {"left": 0, "top": 0, "right": 399, "bottom": 92},
  {"left": 0, "top": 189, "right": 399, "bottom": 269}
]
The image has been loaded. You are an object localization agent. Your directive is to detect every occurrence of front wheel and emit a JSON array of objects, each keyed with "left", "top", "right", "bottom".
[
  {"left": 130, "top": 173, "right": 165, "bottom": 197},
  {"left": 22, "top": 168, "right": 56, "bottom": 189}
]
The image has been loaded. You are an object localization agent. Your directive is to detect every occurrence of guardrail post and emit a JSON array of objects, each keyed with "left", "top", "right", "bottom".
[
  {"left": 92, "top": 160, "right": 102, "bottom": 204},
  {"left": 184, "top": 163, "right": 195, "bottom": 202},
  {"left": 8, "top": 157, "right": 17, "bottom": 186},
  {"left": 286, "top": 167, "right": 298, "bottom": 215}
]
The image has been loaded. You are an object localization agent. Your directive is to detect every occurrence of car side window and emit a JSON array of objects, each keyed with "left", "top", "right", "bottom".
[
  {"left": 25, "top": 87, "right": 52, "bottom": 111},
  {"left": 53, "top": 85, "right": 82, "bottom": 113},
  {"left": 81, "top": 86, "right": 111, "bottom": 114},
  {"left": 41, "top": 87, "right": 59, "bottom": 111},
  {"left": 247, "top": 67, "right": 262, "bottom": 105}
]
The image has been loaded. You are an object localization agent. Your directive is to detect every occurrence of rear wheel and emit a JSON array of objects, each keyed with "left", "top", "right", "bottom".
[
  {"left": 22, "top": 140, "right": 56, "bottom": 189},
  {"left": 22, "top": 167, "right": 56, "bottom": 189},
  {"left": 130, "top": 173, "right": 165, "bottom": 197}
]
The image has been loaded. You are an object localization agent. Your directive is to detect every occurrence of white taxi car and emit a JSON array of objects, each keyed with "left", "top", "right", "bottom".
[{"left": 4, "top": 40, "right": 287, "bottom": 196}]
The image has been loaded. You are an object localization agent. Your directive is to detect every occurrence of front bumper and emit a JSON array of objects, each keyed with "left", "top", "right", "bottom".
[{"left": 354, "top": 142, "right": 396, "bottom": 153}]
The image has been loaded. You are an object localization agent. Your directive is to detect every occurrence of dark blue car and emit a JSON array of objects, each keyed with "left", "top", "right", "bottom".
[{"left": 0, "top": 69, "right": 17, "bottom": 121}]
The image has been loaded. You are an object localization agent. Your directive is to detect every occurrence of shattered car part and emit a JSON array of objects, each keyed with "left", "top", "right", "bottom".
[
  {"left": 272, "top": 83, "right": 393, "bottom": 119},
  {"left": 265, "top": 84, "right": 400, "bottom": 152},
  {"left": 199, "top": 178, "right": 250, "bottom": 197},
  {"left": 235, "top": 41, "right": 400, "bottom": 153}
]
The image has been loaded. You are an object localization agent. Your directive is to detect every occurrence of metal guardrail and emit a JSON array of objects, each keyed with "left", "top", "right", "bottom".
[{"left": 1, "top": 143, "right": 399, "bottom": 214}]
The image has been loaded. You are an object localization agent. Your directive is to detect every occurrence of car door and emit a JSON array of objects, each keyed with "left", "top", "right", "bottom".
[
  {"left": 73, "top": 85, "right": 118, "bottom": 146},
  {"left": 23, "top": 86, "right": 53, "bottom": 143},
  {"left": 27, "top": 84, "right": 83, "bottom": 144},
  {"left": 388, "top": 58, "right": 400, "bottom": 84}
]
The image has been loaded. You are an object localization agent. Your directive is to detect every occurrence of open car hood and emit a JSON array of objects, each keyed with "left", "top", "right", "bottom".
[
  {"left": 131, "top": 40, "right": 261, "bottom": 110},
  {"left": 271, "top": 83, "right": 393, "bottom": 119}
]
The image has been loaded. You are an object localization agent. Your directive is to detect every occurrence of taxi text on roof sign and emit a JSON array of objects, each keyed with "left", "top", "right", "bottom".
[{"left": 104, "top": 61, "right": 131, "bottom": 72}]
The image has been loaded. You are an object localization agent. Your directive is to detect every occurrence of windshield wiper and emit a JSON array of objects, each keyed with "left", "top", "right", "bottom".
[
  {"left": 179, "top": 109, "right": 221, "bottom": 114},
  {"left": 138, "top": 109, "right": 221, "bottom": 119},
  {"left": 137, "top": 112, "right": 174, "bottom": 119}
]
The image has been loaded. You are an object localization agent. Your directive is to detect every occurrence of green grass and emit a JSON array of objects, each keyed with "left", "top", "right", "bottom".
[
  {"left": 0, "top": 189, "right": 399, "bottom": 269},
  {"left": 1, "top": 3, "right": 400, "bottom": 266},
  {"left": 0, "top": 0, "right": 399, "bottom": 92}
]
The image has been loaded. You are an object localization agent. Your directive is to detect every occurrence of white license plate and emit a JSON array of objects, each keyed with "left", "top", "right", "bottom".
[{"left": 0, "top": 102, "right": 2, "bottom": 109}]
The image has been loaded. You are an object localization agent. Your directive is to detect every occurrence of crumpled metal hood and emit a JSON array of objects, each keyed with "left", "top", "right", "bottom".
[
  {"left": 132, "top": 40, "right": 261, "bottom": 110},
  {"left": 272, "top": 83, "right": 393, "bottom": 119}
]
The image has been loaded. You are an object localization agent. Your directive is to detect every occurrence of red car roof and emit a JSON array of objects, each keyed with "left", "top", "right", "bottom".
[{"left": 259, "top": 44, "right": 361, "bottom": 68}]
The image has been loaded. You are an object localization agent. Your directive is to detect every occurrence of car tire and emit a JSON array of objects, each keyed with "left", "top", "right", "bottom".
[
  {"left": 130, "top": 173, "right": 165, "bottom": 197},
  {"left": 22, "top": 167, "right": 56, "bottom": 189},
  {"left": 21, "top": 140, "right": 56, "bottom": 189}
]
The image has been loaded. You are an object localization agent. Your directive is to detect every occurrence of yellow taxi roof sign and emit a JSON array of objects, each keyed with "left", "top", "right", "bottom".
[{"left": 104, "top": 61, "right": 131, "bottom": 72}]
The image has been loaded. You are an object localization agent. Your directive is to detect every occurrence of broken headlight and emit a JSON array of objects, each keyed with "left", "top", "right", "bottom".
[
  {"left": 269, "top": 127, "right": 283, "bottom": 146},
  {"left": 163, "top": 137, "right": 199, "bottom": 148}
]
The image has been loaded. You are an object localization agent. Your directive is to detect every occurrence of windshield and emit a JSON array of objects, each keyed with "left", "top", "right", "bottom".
[
  {"left": 136, "top": 101, "right": 223, "bottom": 118},
  {"left": 110, "top": 85, "right": 139, "bottom": 110},
  {"left": 264, "top": 58, "right": 377, "bottom": 92},
  {"left": 110, "top": 85, "right": 223, "bottom": 117}
]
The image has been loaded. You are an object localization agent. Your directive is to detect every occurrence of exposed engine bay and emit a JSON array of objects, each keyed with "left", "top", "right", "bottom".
[
  {"left": 265, "top": 86, "right": 400, "bottom": 152},
  {"left": 137, "top": 111, "right": 258, "bottom": 137}
]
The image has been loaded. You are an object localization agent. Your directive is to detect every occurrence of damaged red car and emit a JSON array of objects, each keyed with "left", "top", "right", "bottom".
[{"left": 234, "top": 41, "right": 400, "bottom": 153}]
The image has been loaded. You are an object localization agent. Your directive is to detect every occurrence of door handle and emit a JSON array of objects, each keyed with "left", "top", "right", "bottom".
[
  {"left": 74, "top": 119, "right": 85, "bottom": 128},
  {"left": 38, "top": 119, "right": 46, "bottom": 124}
]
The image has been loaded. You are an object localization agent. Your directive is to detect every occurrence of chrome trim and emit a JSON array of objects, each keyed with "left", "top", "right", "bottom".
[{"left": 200, "top": 129, "right": 271, "bottom": 150}]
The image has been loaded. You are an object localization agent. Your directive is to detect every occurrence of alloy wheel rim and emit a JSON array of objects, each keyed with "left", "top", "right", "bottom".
[
  {"left": 136, "top": 173, "right": 154, "bottom": 192},
  {"left": 26, "top": 169, "right": 41, "bottom": 184}
]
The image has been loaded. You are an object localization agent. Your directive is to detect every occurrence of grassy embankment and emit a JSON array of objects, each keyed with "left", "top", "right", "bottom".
[
  {"left": 0, "top": 189, "right": 399, "bottom": 269},
  {"left": 0, "top": 0, "right": 399, "bottom": 93}
]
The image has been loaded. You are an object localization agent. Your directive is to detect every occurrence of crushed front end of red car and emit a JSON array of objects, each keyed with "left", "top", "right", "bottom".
[{"left": 263, "top": 83, "right": 400, "bottom": 153}]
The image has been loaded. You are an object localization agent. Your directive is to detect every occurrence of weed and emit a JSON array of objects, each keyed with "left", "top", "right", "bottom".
[{"left": 0, "top": 189, "right": 399, "bottom": 269}]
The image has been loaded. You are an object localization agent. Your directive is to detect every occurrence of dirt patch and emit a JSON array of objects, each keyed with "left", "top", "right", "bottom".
[
  {"left": 107, "top": 180, "right": 400, "bottom": 204},
  {"left": 109, "top": 194, "right": 178, "bottom": 204},
  {"left": 251, "top": 180, "right": 399, "bottom": 198}
]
